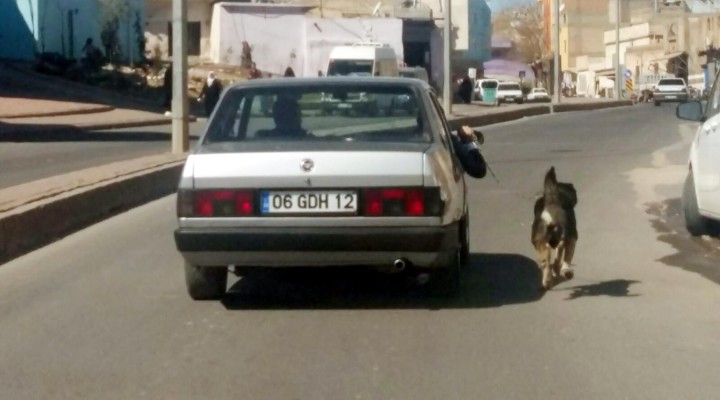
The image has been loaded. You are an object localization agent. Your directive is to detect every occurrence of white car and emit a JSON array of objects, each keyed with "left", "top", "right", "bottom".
[
  {"left": 174, "top": 77, "right": 483, "bottom": 300},
  {"left": 654, "top": 77, "right": 689, "bottom": 106},
  {"left": 676, "top": 97, "right": 720, "bottom": 236},
  {"left": 495, "top": 82, "right": 524, "bottom": 104},
  {"left": 526, "top": 87, "right": 550, "bottom": 102}
]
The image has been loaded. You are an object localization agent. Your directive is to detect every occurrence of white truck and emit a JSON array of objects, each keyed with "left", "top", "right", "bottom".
[{"left": 325, "top": 42, "right": 399, "bottom": 77}]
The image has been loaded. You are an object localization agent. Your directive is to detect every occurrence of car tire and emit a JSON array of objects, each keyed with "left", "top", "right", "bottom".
[
  {"left": 654, "top": 101, "right": 660, "bottom": 106},
  {"left": 682, "top": 171, "right": 712, "bottom": 236},
  {"left": 516, "top": 99, "right": 524, "bottom": 104},
  {"left": 427, "top": 250, "right": 462, "bottom": 297},
  {"left": 184, "top": 261, "right": 228, "bottom": 300},
  {"left": 460, "top": 212, "right": 470, "bottom": 265}
]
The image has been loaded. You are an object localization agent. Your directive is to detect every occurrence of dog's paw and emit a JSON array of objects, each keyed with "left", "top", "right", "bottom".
[
  {"left": 541, "top": 278, "right": 554, "bottom": 291},
  {"left": 560, "top": 264, "right": 575, "bottom": 280}
]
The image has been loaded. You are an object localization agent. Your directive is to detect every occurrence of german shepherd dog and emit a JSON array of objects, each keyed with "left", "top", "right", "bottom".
[{"left": 531, "top": 167, "right": 578, "bottom": 290}]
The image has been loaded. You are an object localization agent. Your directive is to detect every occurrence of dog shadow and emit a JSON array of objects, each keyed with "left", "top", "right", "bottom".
[
  {"left": 557, "top": 279, "right": 641, "bottom": 300},
  {"left": 220, "top": 253, "right": 545, "bottom": 311}
]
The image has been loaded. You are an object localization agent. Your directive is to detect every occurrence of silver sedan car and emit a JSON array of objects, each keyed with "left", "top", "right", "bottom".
[{"left": 175, "top": 77, "right": 475, "bottom": 300}]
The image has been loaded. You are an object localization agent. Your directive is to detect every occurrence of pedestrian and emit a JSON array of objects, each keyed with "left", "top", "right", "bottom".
[
  {"left": 248, "top": 62, "right": 262, "bottom": 80},
  {"left": 458, "top": 75, "right": 473, "bottom": 104},
  {"left": 284, "top": 67, "right": 295, "bottom": 77},
  {"left": 198, "top": 71, "right": 223, "bottom": 117},
  {"left": 80, "top": 38, "right": 104, "bottom": 76},
  {"left": 163, "top": 64, "right": 173, "bottom": 116}
]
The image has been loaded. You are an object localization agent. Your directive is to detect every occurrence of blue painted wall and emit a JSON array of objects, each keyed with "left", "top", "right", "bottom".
[
  {"left": 0, "top": 0, "right": 39, "bottom": 59},
  {"left": 464, "top": 0, "right": 491, "bottom": 62},
  {"left": 1, "top": 0, "right": 146, "bottom": 61}
]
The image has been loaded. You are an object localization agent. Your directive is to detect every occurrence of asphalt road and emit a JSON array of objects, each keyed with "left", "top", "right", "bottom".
[
  {"left": 1, "top": 103, "right": 720, "bottom": 399},
  {"left": 0, "top": 122, "right": 204, "bottom": 190}
]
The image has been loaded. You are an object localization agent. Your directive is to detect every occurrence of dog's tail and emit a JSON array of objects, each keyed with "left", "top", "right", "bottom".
[{"left": 544, "top": 166, "right": 560, "bottom": 201}]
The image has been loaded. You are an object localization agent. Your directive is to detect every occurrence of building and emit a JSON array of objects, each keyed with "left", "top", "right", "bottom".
[
  {"left": 560, "top": 0, "right": 610, "bottom": 70},
  {"left": 146, "top": 0, "right": 491, "bottom": 91},
  {"left": 1, "top": 0, "right": 146, "bottom": 62},
  {"left": 601, "top": 0, "right": 720, "bottom": 95}
]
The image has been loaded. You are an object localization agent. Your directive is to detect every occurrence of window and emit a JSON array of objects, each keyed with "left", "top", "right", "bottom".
[
  {"left": 168, "top": 21, "right": 201, "bottom": 56},
  {"left": 202, "top": 85, "right": 430, "bottom": 147},
  {"left": 706, "top": 77, "right": 720, "bottom": 118}
]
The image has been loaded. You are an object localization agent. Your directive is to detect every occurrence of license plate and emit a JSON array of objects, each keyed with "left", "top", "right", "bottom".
[
  {"left": 667, "top": 95, "right": 677, "bottom": 99},
  {"left": 337, "top": 103, "right": 352, "bottom": 109},
  {"left": 261, "top": 191, "right": 357, "bottom": 214}
]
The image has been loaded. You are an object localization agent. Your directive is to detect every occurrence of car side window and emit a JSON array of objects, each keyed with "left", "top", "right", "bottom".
[
  {"left": 708, "top": 76, "right": 720, "bottom": 119},
  {"left": 428, "top": 93, "right": 454, "bottom": 152}
]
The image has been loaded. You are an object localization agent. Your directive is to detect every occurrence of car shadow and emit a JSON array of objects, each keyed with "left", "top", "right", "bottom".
[{"left": 221, "top": 253, "right": 545, "bottom": 310}]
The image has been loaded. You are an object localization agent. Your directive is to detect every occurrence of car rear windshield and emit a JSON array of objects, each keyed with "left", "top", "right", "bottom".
[
  {"left": 202, "top": 85, "right": 431, "bottom": 146},
  {"left": 326, "top": 60, "right": 374, "bottom": 76},
  {"left": 480, "top": 81, "right": 498, "bottom": 89},
  {"left": 658, "top": 79, "right": 685, "bottom": 86},
  {"left": 498, "top": 83, "right": 521, "bottom": 90}
]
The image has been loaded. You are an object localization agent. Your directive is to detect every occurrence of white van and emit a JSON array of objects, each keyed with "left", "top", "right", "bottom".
[{"left": 326, "top": 42, "right": 399, "bottom": 77}]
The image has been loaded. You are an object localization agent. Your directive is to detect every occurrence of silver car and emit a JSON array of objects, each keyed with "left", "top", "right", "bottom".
[{"left": 175, "top": 77, "right": 473, "bottom": 300}]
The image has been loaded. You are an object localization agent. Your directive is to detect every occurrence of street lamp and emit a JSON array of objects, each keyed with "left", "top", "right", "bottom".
[
  {"left": 552, "top": 0, "right": 560, "bottom": 105},
  {"left": 615, "top": 0, "right": 621, "bottom": 100},
  {"left": 442, "top": 0, "right": 452, "bottom": 115},
  {"left": 171, "top": 0, "right": 189, "bottom": 154}
]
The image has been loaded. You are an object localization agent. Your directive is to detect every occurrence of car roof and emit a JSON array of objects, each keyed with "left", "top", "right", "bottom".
[{"left": 227, "top": 77, "right": 432, "bottom": 91}]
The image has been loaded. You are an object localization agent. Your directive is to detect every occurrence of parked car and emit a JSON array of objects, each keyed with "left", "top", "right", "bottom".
[
  {"left": 526, "top": 87, "right": 550, "bottom": 102},
  {"left": 653, "top": 77, "right": 689, "bottom": 106},
  {"left": 675, "top": 97, "right": 720, "bottom": 236},
  {"left": 399, "top": 66, "right": 429, "bottom": 83},
  {"left": 174, "top": 77, "right": 478, "bottom": 300},
  {"left": 495, "top": 81, "right": 524, "bottom": 104}
]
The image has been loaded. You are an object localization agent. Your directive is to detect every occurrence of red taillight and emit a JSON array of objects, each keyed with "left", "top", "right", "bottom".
[
  {"left": 363, "top": 188, "right": 435, "bottom": 217},
  {"left": 405, "top": 189, "right": 424, "bottom": 216},
  {"left": 182, "top": 190, "right": 254, "bottom": 217}
]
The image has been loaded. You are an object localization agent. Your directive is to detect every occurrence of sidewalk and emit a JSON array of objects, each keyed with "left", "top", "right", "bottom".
[{"left": 0, "top": 94, "right": 626, "bottom": 136}]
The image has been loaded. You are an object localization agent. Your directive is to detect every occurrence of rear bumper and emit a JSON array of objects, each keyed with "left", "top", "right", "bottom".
[
  {"left": 654, "top": 92, "right": 688, "bottom": 102},
  {"left": 175, "top": 224, "right": 459, "bottom": 268}
]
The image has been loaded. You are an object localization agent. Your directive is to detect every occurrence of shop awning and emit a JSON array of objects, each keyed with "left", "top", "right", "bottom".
[
  {"left": 593, "top": 68, "right": 616, "bottom": 77},
  {"left": 649, "top": 51, "right": 686, "bottom": 63}
]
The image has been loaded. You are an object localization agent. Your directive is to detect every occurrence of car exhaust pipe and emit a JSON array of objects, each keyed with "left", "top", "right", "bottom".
[{"left": 393, "top": 258, "right": 407, "bottom": 272}]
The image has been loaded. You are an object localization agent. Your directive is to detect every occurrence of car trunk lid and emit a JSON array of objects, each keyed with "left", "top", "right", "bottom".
[{"left": 191, "top": 150, "right": 425, "bottom": 189}]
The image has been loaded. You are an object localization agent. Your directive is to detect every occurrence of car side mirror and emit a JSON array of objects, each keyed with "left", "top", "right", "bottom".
[
  {"left": 473, "top": 129, "right": 484, "bottom": 145},
  {"left": 676, "top": 101, "right": 704, "bottom": 122}
]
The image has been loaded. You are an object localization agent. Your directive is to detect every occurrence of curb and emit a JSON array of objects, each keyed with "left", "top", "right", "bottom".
[
  {"left": 0, "top": 154, "right": 185, "bottom": 265},
  {"left": 0, "top": 105, "right": 115, "bottom": 119},
  {"left": 447, "top": 100, "right": 632, "bottom": 130},
  {"left": 0, "top": 100, "right": 633, "bottom": 265},
  {"left": 0, "top": 116, "right": 198, "bottom": 136}
]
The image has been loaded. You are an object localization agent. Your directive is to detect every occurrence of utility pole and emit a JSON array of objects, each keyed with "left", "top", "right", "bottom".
[
  {"left": 552, "top": 0, "right": 560, "bottom": 106},
  {"left": 615, "top": 0, "right": 621, "bottom": 99},
  {"left": 172, "top": 0, "right": 189, "bottom": 154},
  {"left": 442, "top": 0, "right": 452, "bottom": 115}
]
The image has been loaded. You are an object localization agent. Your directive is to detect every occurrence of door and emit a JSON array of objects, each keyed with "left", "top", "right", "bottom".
[{"left": 696, "top": 74, "right": 720, "bottom": 217}]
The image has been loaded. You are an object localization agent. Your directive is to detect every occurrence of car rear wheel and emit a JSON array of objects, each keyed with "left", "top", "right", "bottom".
[
  {"left": 654, "top": 101, "right": 660, "bottom": 106},
  {"left": 184, "top": 261, "right": 228, "bottom": 300},
  {"left": 427, "top": 250, "right": 462, "bottom": 297},
  {"left": 460, "top": 212, "right": 470, "bottom": 265},
  {"left": 682, "top": 171, "right": 712, "bottom": 236}
]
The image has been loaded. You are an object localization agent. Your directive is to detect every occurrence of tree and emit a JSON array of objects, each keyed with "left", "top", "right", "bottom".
[
  {"left": 492, "top": 4, "right": 546, "bottom": 64},
  {"left": 492, "top": 3, "right": 551, "bottom": 88},
  {"left": 99, "top": 0, "right": 130, "bottom": 64}
]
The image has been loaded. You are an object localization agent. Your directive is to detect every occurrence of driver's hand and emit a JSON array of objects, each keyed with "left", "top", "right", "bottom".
[{"left": 458, "top": 125, "right": 478, "bottom": 142}]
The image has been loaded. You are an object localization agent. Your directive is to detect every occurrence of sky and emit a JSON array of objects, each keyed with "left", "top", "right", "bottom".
[{"left": 485, "top": 0, "right": 534, "bottom": 13}]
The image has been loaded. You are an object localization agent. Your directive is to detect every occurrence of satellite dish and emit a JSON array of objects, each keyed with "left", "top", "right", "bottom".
[{"left": 372, "top": 2, "right": 382, "bottom": 16}]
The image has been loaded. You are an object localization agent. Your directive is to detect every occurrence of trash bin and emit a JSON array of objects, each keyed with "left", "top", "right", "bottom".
[{"left": 478, "top": 79, "right": 499, "bottom": 106}]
